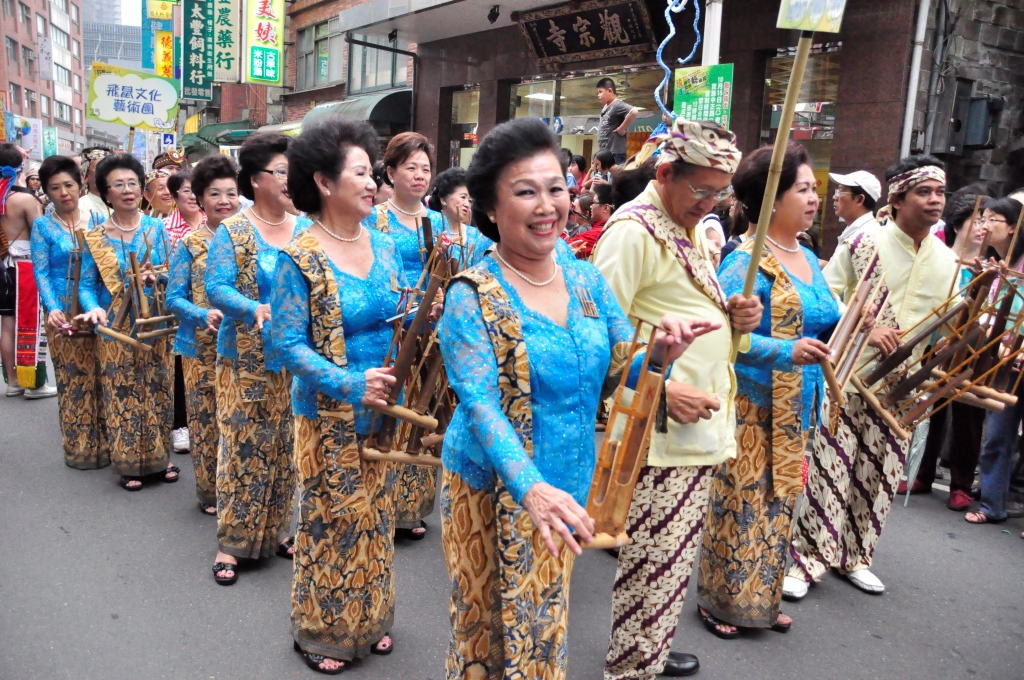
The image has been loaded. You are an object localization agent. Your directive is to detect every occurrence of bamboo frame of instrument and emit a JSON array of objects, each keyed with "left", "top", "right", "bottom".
[
  {"left": 582, "top": 321, "right": 669, "bottom": 550},
  {"left": 730, "top": 31, "right": 814, "bottom": 360}
]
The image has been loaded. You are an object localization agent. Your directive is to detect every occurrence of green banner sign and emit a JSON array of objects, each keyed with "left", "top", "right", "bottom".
[
  {"left": 42, "top": 125, "right": 58, "bottom": 158},
  {"left": 673, "top": 63, "right": 734, "bottom": 128},
  {"left": 243, "top": 0, "right": 283, "bottom": 85},
  {"left": 183, "top": 0, "right": 215, "bottom": 101}
]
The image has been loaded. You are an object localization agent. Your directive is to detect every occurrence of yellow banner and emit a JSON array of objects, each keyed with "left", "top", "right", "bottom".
[
  {"left": 148, "top": 0, "right": 174, "bottom": 20},
  {"left": 155, "top": 31, "right": 175, "bottom": 79},
  {"left": 185, "top": 113, "right": 200, "bottom": 135}
]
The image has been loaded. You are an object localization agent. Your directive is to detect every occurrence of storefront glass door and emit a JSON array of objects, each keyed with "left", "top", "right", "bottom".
[{"left": 449, "top": 88, "right": 480, "bottom": 169}]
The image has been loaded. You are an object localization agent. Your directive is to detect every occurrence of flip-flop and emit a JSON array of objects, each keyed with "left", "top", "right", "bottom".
[
  {"left": 698, "top": 609, "right": 740, "bottom": 640},
  {"left": 293, "top": 641, "right": 346, "bottom": 675},
  {"left": 396, "top": 521, "right": 427, "bottom": 541},
  {"left": 770, "top": 615, "right": 792, "bottom": 633},
  {"left": 277, "top": 537, "right": 295, "bottom": 559},
  {"left": 965, "top": 511, "right": 1006, "bottom": 525},
  {"left": 371, "top": 634, "right": 394, "bottom": 656},
  {"left": 119, "top": 476, "right": 143, "bottom": 491},
  {"left": 212, "top": 561, "right": 238, "bottom": 586},
  {"left": 198, "top": 502, "right": 217, "bottom": 516},
  {"left": 163, "top": 465, "right": 180, "bottom": 483}
]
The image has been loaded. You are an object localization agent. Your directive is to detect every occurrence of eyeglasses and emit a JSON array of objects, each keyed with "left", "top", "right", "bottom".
[
  {"left": 686, "top": 179, "right": 733, "bottom": 203},
  {"left": 111, "top": 180, "right": 140, "bottom": 191},
  {"left": 833, "top": 189, "right": 852, "bottom": 199},
  {"left": 978, "top": 216, "right": 1008, "bottom": 226},
  {"left": 259, "top": 168, "right": 288, "bottom": 180}
]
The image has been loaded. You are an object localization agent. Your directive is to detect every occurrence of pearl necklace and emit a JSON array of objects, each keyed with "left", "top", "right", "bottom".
[
  {"left": 110, "top": 212, "right": 141, "bottom": 233},
  {"left": 316, "top": 219, "right": 363, "bottom": 243},
  {"left": 388, "top": 198, "right": 423, "bottom": 217},
  {"left": 201, "top": 222, "right": 216, "bottom": 238},
  {"left": 765, "top": 234, "right": 800, "bottom": 253},
  {"left": 250, "top": 207, "right": 288, "bottom": 226},
  {"left": 493, "top": 248, "right": 559, "bottom": 287},
  {"left": 54, "top": 209, "right": 82, "bottom": 232}
]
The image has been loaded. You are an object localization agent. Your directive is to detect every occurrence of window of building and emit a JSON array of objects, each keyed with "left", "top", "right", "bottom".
[
  {"left": 5, "top": 37, "right": 17, "bottom": 65},
  {"left": 2, "top": 0, "right": 12, "bottom": 17},
  {"left": 73, "top": 73, "right": 80, "bottom": 92},
  {"left": 348, "top": 33, "right": 408, "bottom": 95},
  {"left": 9, "top": 84, "right": 20, "bottom": 112},
  {"left": 55, "top": 64, "right": 70, "bottom": 86},
  {"left": 21, "top": 45, "right": 32, "bottom": 68},
  {"left": 54, "top": 101, "right": 70, "bottom": 123},
  {"left": 18, "top": 1, "right": 27, "bottom": 24},
  {"left": 52, "top": 0, "right": 67, "bottom": 11},
  {"left": 70, "top": 2, "right": 77, "bottom": 24},
  {"left": 72, "top": 39, "right": 79, "bottom": 60},
  {"left": 296, "top": 19, "right": 344, "bottom": 92},
  {"left": 53, "top": 27, "right": 69, "bottom": 50},
  {"left": 40, "top": 94, "right": 48, "bottom": 116},
  {"left": 24, "top": 89, "right": 34, "bottom": 116},
  {"left": 74, "top": 108, "right": 81, "bottom": 128},
  {"left": 35, "top": 13, "right": 45, "bottom": 37}
]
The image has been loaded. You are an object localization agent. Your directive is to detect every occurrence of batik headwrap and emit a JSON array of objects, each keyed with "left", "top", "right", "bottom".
[
  {"left": 887, "top": 165, "right": 946, "bottom": 199},
  {"left": 655, "top": 118, "right": 742, "bottom": 174},
  {"left": 81, "top": 149, "right": 111, "bottom": 184},
  {"left": 145, "top": 167, "right": 173, "bottom": 189},
  {"left": 0, "top": 164, "right": 23, "bottom": 216}
]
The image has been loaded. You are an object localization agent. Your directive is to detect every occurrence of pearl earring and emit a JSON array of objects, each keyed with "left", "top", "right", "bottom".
[{"left": 324, "top": 189, "right": 331, "bottom": 196}]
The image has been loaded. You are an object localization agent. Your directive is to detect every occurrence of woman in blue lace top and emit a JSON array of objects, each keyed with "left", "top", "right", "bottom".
[
  {"left": 203, "top": 132, "right": 309, "bottom": 586},
  {"left": 75, "top": 153, "right": 178, "bottom": 491},
  {"left": 438, "top": 118, "right": 712, "bottom": 679},
  {"left": 271, "top": 115, "right": 407, "bottom": 675},
  {"left": 427, "top": 166, "right": 494, "bottom": 267},
  {"left": 360, "top": 131, "right": 442, "bottom": 539},
  {"left": 166, "top": 154, "right": 238, "bottom": 515},
  {"left": 696, "top": 143, "right": 840, "bottom": 638},
  {"left": 30, "top": 154, "right": 107, "bottom": 470}
]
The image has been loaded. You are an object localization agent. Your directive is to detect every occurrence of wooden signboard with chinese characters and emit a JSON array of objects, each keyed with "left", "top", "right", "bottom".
[{"left": 515, "top": 0, "right": 656, "bottom": 66}]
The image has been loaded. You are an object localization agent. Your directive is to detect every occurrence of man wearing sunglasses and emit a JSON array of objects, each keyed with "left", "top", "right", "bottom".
[
  {"left": 593, "top": 118, "right": 762, "bottom": 680},
  {"left": 831, "top": 170, "right": 881, "bottom": 243}
]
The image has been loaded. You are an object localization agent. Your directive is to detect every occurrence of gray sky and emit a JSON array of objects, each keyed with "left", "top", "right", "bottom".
[{"left": 122, "top": 0, "right": 140, "bottom": 25}]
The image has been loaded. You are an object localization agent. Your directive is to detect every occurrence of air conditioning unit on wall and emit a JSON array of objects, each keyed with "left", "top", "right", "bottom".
[{"left": 929, "top": 76, "right": 1004, "bottom": 155}]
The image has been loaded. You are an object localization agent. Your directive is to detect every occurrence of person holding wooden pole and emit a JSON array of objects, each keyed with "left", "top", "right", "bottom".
[
  {"left": 594, "top": 117, "right": 762, "bottom": 680},
  {"left": 784, "top": 154, "right": 958, "bottom": 600}
]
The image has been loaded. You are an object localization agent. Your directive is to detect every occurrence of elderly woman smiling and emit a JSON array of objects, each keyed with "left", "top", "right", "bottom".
[{"left": 437, "top": 117, "right": 718, "bottom": 679}]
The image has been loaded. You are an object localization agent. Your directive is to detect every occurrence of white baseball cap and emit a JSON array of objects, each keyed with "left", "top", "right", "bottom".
[{"left": 829, "top": 170, "right": 882, "bottom": 202}]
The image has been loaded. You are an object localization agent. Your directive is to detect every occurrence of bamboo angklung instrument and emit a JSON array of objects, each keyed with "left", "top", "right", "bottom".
[
  {"left": 64, "top": 225, "right": 95, "bottom": 337},
  {"left": 583, "top": 320, "right": 669, "bottom": 550}
]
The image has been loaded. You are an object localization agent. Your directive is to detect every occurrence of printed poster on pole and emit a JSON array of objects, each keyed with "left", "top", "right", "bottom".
[
  {"left": 673, "top": 63, "right": 734, "bottom": 128},
  {"left": 18, "top": 117, "right": 43, "bottom": 161},
  {"left": 183, "top": 0, "right": 215, "bottom": 100},
  {"left": 243, "top": 0, "right": 284, "bottom": 86},
  {"left": 777, "top": 0, "right": 848, "bottom": 33},
  {"left": 87, "top": 62, "right": 180, "bottom": 132}
]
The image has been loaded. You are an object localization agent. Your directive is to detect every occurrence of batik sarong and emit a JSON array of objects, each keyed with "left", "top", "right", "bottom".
[
  {"left": 605, "top": 464, "right": 713, "bottom": 680},
  {"left": 47, "top": 327, "right": 107, "bottom": 469},
  {"left": 696, "top": 396, "right": 801, "bottom": 627},
  {"left": 214, "top": 357, "right": 295, "bottom": 559},
  {"left": 182, "top": 328, "right": 218, "bottom": 506},
  {"left": 441, "top": 469, "right": 575, "bottom": 680},
  {"left": 99, "top": 335, "right": 173, "bottom": 477},
  {"left": 788, "top": 390, "right": 909, "bottom": 582},
  {"left": 395, "top": 464, "right": 437, "bottom": 530}
]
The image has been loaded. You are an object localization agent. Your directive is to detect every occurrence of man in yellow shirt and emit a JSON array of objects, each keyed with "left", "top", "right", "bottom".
[
  {"left": 594, "top": 118, "right": 762, "bottom": 680},
  {"left": 784, "top": 155, "right": 958, "bottom": 600}
]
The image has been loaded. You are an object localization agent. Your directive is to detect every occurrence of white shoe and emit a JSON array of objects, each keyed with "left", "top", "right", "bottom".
[
  {"left": 846, "top": 568, "right": 885, "bottom": 594},
  {"left": 24, "top": 384, "right": 57, "bottom": 399},
  {"left": 5, "top": 385, "right": 24, "bottom": 397},
  {"left": 782, "top": 575, "right": 809, "bottom": 601},
  {"left": 172, "top": 428, "right": 190, "bottom": 452}
]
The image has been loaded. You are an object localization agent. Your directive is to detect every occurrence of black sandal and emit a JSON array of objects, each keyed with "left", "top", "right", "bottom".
[
  {"left": 293, "top": 640, "right": 346, "bottom": 675},
  {"left": 396, "top": 521, "right": 427, "bottom": 541},
  {"left": 119, "top": 476, "right": 143, "bottom": 491},
  {"left": 699, "top": 609, "right": 740, "bottom": 640},
  {"left": 277, "top": 537, "right": 295, "bottom": 559},
  {"left": 371, "top": 634, "right": 394, "bottom": 656},
  {"left": 212, "top": 561, "right": 238, "bottom": 586},
  {"left": 770, "top": 615, "right": 792, "bottom": 633},
  {"left": 163, "top": 465, "right": 180, "bottom": 483},
  {"left": 198, "top": 501, "right": 217, "bottom": 516}
]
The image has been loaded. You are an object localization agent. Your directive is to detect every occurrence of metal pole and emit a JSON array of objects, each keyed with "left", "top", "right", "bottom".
[{"left": 702, "top": 0, "right": 724, "bottom": 66}]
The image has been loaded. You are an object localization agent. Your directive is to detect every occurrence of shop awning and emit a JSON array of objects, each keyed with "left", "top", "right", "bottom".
[
  {"left": 181, "top": 133, "right": 207, "bottom": 149},
  {"left": 197, "top": 120, "right": 252, "bottom": 146},
  {"left": 302, "top": 89, "right": 412, "bottom": 127},
  {"left": 338, "top": 0, "right": 547, "bottom": 44},
  {"left": 258, "top": 121, "right": 303, "bottom": 137}
]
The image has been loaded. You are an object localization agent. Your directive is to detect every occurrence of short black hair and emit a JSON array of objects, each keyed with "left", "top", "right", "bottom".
[
  {"left": 592, "top": 182, "right": 614, "bottom": 208},
  {"left": 594, "top": 150, "right": 616, "bottom": 172},
  {"left": 611, "top": 157, "right": 657, "bottom": 208},
  {"left": 94, "top": 153, "right": 145, "bottom": 207},
  {"left": 942, "top": 183, "right": 989, "bottom": 244},
  {"left": 287, "top": 115, "right": 380, "bottom": 215},
  {"left": 986, "top": 197, "right": 1024, "bottom": 264},
  {"left": 0, "top": 142, "right": 24, "bottom": 169},
  {"left": 596, "top": 77, "right": 616, "bottom": 92},
  {"left": 190, "top": 154, "right": 238, "bottom": 209},
  {"left": 732, "top": 142, "right": 811, "bottom": 223},
  {"left": 849, "top": 186, "right": 877, "bottom": 213},
  {"left": 167, "top": 169, "right": 191, "bottom": 200},
  {"left": 237, "top": 132, "right": 291, "bottom": 201},
  {"left": 372, "top": 160, "right": 391, "bottom": 190},
  {"left": 427, "top": 166, "right": 467, "bottom": 212},
  {"left": 570, "top": 154, "right": 587, "bottom": 173},
  {"left": 38, "top": 155, "right": 82, "bottom": 191},
  {"left": 466, "top": 117, "right": 564, "bottom": 242}
]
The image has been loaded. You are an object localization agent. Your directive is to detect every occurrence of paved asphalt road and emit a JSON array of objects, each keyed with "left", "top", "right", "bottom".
[{"left": 2, "top": 392, "right": 1023, "bottom": 680}]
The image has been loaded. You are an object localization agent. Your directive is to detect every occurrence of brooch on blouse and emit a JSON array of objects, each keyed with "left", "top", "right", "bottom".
[{"left": 577, "top": 286, "right": 599, "bottom": 318}]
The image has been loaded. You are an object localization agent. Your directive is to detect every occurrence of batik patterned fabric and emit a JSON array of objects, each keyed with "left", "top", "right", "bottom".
[
  {"left": 696, "top": 396, "right": 800, "bottom": 628},
  {"left": 99, "top": 335, "right": 173, "bottom": 477},
  {"left": 166, "top": 228, "right": 214, "bottom": 358},
  {"left": 47, "top": 328, "right": 107, "bottom": 469},
  {"left": 439, "top": 261, "right": 634, "bottom": 680},
  {"left": 214, "top": 356, "right": 295, "bottom": 559},
  {"left": 441, "top": 469, "right": 575, "bottom": 680},
  {"left": 655, "top": 118, "right": 743, "bottom": 174},
  {"left": 604, "top": 464, "right": 713, "bottom": 680},
  {"left": 182, "top": 330, "right": 218, "bottom": 506},
  {"left": 273, "top": 230, "right": 401, "bottom": 660},
  {"left": 787, "top": 391, "right": 909, "bottom": 582}
]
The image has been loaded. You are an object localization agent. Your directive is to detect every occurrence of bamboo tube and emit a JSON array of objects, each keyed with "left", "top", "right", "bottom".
[
  {"left": 731, "top": 31, "right": 814, "bottom": 360},
  {"left": 360, "top": 447, "right": 443, "bottom": 468},
  {"left": 135, "top": 327, "right": 179, "bottom": 340},
  {"left": 134, "top": 314, "right": 178, "bottom": 325},
  {"left": 821, "top": 360, "right": 846, "bottom": 408},
  {"left": 581, "top": 532, "right": 630, "bottom": 550},
  {"left": 851, "top": 375, "right": 911, "bottom": 440},
  {"left": 96, "top": 325, "right": 153, "bottom": 352},
  {"left": 373, "top": 403, "right": 438, "bottom": 431}
]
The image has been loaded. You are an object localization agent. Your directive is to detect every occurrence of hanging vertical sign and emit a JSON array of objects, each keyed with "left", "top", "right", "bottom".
[
  {"left": 148, "top": 0, "right": 175, "bottom": 21},
  {"left": 19, "top": 117, "right": 43, "bottom": 161},
  {"left": 777, "top": 0, "right": 848, "bottom": 32},
  {"left": 142, "top": 0, "right": 174, "bottom": 71},
  {"left": 183, "top": 0, "right": 215, "bottom": 101},
  {"left": 155, "top": 30, "right": 175, "bottom": 79},
  {"left": 214, "top": 0, "right": 240, "bottom": 83},
  {"left": 243, "top": 0, "right": 284, "bottom": 86},
  {"left": 673, "top": 63, "right": 734, "bottom": 128},
  {"left": 42, "top": 126, "right": 58, "bottom": 158},
  {"left": 38, "top": 37, "right": 53, "bottom": 81}
]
